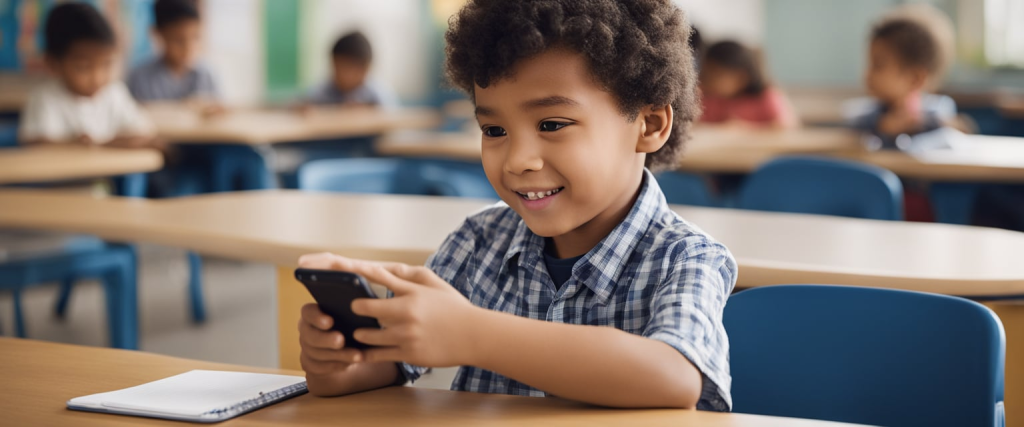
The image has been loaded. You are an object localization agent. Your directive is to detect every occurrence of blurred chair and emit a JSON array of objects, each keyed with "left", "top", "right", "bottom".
[
  {"left": 725, "top": 285, "right": 1004, "bottom": 427},
  {"left": 655, "top": 171, "right": 716, "bottom": 207},
  {"left": 738, "top": 156, "right": 904, "bottom": 220},
  {"left": 298, "top": 157, "right": 496, "bottom": 199},
  {"left": 0, "top": 237, "right": 138, "bottom": 349}
]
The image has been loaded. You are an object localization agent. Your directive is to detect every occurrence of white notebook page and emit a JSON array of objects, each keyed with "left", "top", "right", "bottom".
[{"left": 68, "top": 370, "right": 306, "bottom": 417}]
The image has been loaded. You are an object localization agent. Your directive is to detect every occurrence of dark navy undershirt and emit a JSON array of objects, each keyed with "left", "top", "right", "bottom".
[{"left": 543, "top": 241, "right": 584, "bottom": 290}]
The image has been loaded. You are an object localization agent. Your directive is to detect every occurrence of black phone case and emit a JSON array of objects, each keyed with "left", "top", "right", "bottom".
[{"left": 294, "top": 268, "right": 381, "bottom": 349}]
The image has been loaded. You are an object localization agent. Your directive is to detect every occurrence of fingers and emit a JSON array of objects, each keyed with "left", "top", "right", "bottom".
[
  {"left": 377, "top": 263, "right": 444, "bottom": 288},
  {"left": 301, "top": 344, "right": 364, "bottom": 364},
  {"left": 298, "top": 252, "right": 355, "bottom": 271},
  {"left": 346, "top": 262, "right": 416, "bottom": 295},
  {"left": 361, "top": 346, "right": 406, "bottom": 364},
  {"left": 299, "top": 317, "right": 344, "bottom": 349},
  {"left": 301, "top": 303, "right": 334, "bottom": 330},
  {"left": 300, "top": 352, "right": 357, "bottom": 376},
  {"left": 350, "top": 298, "right": 407, "bottom": 322},
  {"left": 353, "top": 327, "right": 405, "bottom": 347}
]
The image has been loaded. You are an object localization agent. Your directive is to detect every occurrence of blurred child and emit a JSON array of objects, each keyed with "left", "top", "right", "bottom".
[
  {"left": 19, "top": 3, "right": 156, "bottom": 148},
  {"left": 851, "top": 4, "right": 956, "bottom": 144},
  {"left": 303, "top": 31, "right": 396, "bottom": 108},
  {"left": 699, "top": 41, "right": 798, "bottom": 129},
  {"left": 127, "top": 0, "right": 222, "bottom": 110}
]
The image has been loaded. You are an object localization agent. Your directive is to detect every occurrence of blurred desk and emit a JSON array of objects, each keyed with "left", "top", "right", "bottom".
[
  {"left": 1, "top": 338, "right": 862, "bottom": 427},
  {"left": 0, "top": 145, "right": 163, "bottom": 184},
  {"left": 146, "top": 105, "right": 441, "bottom": 145},
  {"left": 377, "top": 127, "right": 1024, "bottom": 182}
]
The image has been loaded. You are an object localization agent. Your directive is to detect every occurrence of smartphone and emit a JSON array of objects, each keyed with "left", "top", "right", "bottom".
[{"left": 294, "top": 268, "right": 381, "bottom": 349}]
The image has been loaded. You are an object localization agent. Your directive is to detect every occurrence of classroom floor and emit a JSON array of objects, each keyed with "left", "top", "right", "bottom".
[{"left": 0, "top": 244, "right": 456, "bottom": 389}]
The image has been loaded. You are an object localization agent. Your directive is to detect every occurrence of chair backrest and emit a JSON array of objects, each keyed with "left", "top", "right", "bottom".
[
  {"left": 298, "top": 158, "right": 497, "bottom": 199},
  {"left": 298, "top": 158, "right": 404, "bottom": 194},
  {"left": 414, "top": 158, "right": 497, "bottom": 199},
  {"left": 655, "top": 171, "right": 715, "bottom": 207},
  {"left": 738, "top": 156, "right": 904, "bottom": 220},
  {"left": 724, "top": 285, "right": 1005, "bottom": 427},
  {"left": 0, "top": 121, "right": 18, "bottom": 148}
]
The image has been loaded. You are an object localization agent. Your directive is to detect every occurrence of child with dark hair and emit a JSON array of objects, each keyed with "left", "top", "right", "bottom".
[
  {"left": 295, "top": 0, "right": 736, "bottom": 412},
  {"left": 304, "top": 31, "right": 395, "bottom": 107},
  {"left": 19, "top": 2, "right": 156, "bottom": 147},
  {"left": 699, "top": 40, "right": 797, "bottom": 128},
  {"left": 851, "top": 4, "right": 956, "bottom": 146},
  {"left": 127, "top": 0, "right": 221, "bottom": 106}
]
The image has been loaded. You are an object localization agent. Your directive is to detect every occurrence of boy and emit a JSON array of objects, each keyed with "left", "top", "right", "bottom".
[
  {"left": 303, "top": 31, "right": 395, "bottom": 108},
  {"left": 19, "top": 2, "right": 155, "bottom": 148},
  {"left": 297, "top": 0, "right": 736, "bottom": 411},
  {"left": 851, "top": 4, "right": 956, "bottom": 145},
  {"left": 126, "top": 0, "right": 221, "bottom": 107}
]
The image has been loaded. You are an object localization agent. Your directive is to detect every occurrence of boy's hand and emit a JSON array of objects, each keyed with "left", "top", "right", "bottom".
[
  {"left": 296, "top": 253, "right": 483, "bottom": 368},
  {"left": 298, "top": 303, "right": 366, "bottom": 375},
  {"left": 350, "top": 261, "right": 482, "bottom": 367},
  {"left": 74, "top": 134, "right": 99, "bottom": 147}
]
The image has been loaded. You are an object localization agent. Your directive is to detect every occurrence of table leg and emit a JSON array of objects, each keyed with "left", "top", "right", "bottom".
[
  {"left": 278, "top": 266, "right": 312, "bottom": 371},
  {"left": 986, "top": 301, "right": 1024, "bottom": 427}
]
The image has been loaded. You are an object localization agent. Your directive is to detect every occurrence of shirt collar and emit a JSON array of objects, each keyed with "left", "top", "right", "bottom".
[{"left": 502, "top": 169, "right": 667, "bottom": 300}]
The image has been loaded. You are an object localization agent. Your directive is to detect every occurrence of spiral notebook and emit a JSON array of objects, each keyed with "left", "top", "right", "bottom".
[{"left": 66, "top": 370, "right": 308, "bottom": 423}]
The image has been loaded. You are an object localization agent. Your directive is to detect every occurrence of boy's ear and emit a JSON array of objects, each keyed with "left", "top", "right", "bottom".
[
  {"left": 636, "top": 104, "right": 673, "bottom": 154},
  {"left": 908, "top": 68, "right": 930, "bottom": 92}
]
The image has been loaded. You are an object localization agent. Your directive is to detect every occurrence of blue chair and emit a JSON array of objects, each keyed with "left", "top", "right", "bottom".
[
  {"left": 655, "top": 171, "right": 715, "bottom": 206},
  {"left": 299, "top": 158, "right": 497, "bottom": 199},
  {"left": 738, "top": 156, "right": 904, "bottom": 220},
  {"left": 0, "top": 237, "right": 138, "bottom": 349},
  {"left": 724, "top": 285, "right": 1005, "bottom": 427}
]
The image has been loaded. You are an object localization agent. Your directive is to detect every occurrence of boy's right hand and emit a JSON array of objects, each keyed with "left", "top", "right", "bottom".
[{"left": 298, "top": 303, "right": 365, "bottom": 375}]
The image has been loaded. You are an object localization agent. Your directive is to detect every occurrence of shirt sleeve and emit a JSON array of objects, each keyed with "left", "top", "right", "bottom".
[
  {"left": 642, "top": 238, "right": 737, "bottom": 412},
  {"left": 110, "top": 82, "right": 154, "bottom": 136},
  {"left": 396, "top": 215, "right": 480, "bottom": 383},
  {"left": 763, "top": 88, "right": 799, "bottom": 127},
  {"left": 18, "top": 85, "right": 66, "bottom": 143}
]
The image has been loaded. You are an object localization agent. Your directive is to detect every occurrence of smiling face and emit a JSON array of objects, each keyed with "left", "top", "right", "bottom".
[{"left": 474, "top": 48, "right": 665, "bottom": 258}]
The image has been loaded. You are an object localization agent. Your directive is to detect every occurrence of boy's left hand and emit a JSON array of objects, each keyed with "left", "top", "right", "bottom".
[{"left": 298, "top": 253, "right": 483, "bottom": 368}]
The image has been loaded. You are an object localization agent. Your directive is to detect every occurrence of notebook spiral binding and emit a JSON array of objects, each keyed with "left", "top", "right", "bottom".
[{"left": 199, "top": 381, "right": 308, "bottom": 420}]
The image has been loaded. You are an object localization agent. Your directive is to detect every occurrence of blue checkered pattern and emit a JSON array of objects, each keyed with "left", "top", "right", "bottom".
[{"left": 400, "top": 170, "right": 738, "bottom": 411}]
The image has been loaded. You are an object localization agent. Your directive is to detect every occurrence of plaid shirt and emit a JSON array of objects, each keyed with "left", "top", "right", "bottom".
[{"left": 400, "top": 170, "right": 737, "bottom": 411}]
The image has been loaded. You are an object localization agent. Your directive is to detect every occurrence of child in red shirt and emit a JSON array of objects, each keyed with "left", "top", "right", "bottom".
[{"left": 699, "top": 41, "right": 798, "bottom": 129}]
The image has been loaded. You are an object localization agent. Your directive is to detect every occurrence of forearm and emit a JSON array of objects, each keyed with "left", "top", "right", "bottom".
[
  {"left": 467, "top": 309, "right": 702, "bottom": 408},
  {"left": 305, "top": 361, "right": 402, "bottom": 397}
]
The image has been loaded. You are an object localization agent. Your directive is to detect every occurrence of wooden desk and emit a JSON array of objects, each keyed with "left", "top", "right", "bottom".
[
  {"left": 0, "top": 145, "right": 163, "bottom": 184},
  {"left": 0, "top": 338, "right": 862, "bottom": 427},
  {"left": 146, "top": 105, "right": 441, "bottom": 145},
  {"left": 5, "top": 189, "right": 1024, "bottom": 423}
]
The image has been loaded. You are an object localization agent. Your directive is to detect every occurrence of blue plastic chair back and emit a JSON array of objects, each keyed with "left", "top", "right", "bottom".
[
  {"left": 724, "top": 285, "right": 1005, "bottom": 427},
  {"left": 738, "top": 156, "right": 904, "bottom": 220},
  {"left": 299, "top": 158, "right": 497, "bottom": 199},
  {"left": 299, "top": 158, "right": 404, "bottom": 194},
  {"left": 415, "top": 158, "right": 497, "bottom": 199},
  {"left": 0, "top": 121, "right": 17, "bottom": 147},
  {"left": 655, "top": 171, "right": 715, "bottom": 206}
]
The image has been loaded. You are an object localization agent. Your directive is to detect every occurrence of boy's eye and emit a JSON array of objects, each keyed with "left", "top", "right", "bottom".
[
  {"left": 539, "top": 121, "right": 569, "bottom": 132},
  {"left": 482, "top": 126, "right": 507, "bottom": 137}
]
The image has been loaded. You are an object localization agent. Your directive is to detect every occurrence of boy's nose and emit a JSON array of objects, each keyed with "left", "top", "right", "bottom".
[{"left": 503, "top": 136, "right": 544, "bottom": 175}]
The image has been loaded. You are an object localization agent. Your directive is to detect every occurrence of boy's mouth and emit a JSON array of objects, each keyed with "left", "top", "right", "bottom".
[{"left": 514, "top": 187, "right": 564, "bottom": 201}]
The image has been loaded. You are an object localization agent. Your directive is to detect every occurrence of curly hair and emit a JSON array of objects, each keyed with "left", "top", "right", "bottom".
[{"left": 444, "top": 0, "right": 699, "bottom": 171}]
